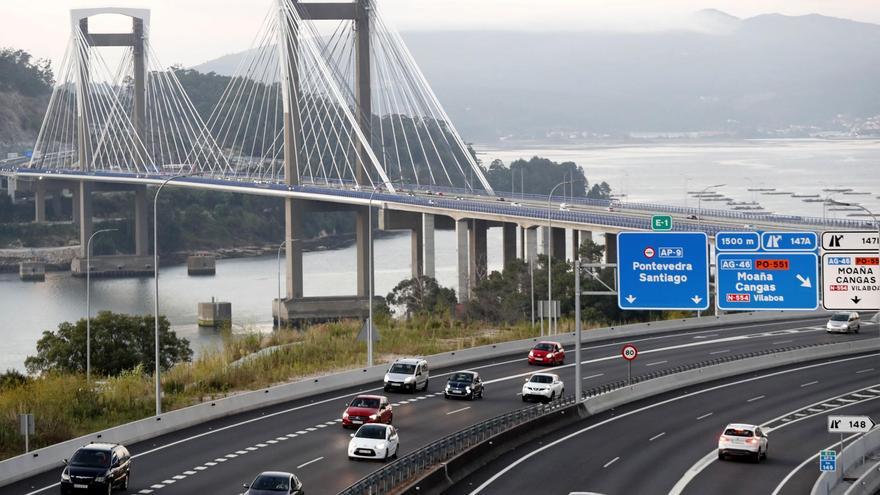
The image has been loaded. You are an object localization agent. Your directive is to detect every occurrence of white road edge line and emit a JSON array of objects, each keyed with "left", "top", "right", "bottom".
[
  {"left": 296, "top": 456, "right": 324, "bottom": 469},
  {"left": 467, "top": 353, "right": 879, "bottom": 495}
]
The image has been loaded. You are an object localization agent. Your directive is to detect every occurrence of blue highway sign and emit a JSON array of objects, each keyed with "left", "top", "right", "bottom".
[
  {"left": 617, "top": 232, "right": 710, "bottom": 310},
  {"left": 716, "top": 232, "right": 760, "bottom": 252},
  {"left": 716, "top": 252, "right": 819, "bottom": 311},
  {"left": 761, "top": 231, "right": 818, "bottom": 251},
  {"left": 819, "top": 450, "right": 836, "bottom": 472}
]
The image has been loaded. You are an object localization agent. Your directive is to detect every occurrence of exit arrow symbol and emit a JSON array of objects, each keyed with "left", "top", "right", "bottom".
[
  {"left": 626, "top": 295, "right": 636, "bottom": 304},
  {"left": 691, "top": 295, "right": 703, "bottom": 304},
  {"left": 852, "top": 296, "right": 862, "bottom": 304},
  {"left": 796, "top": 274, "right": 811, "bottom": 288}
]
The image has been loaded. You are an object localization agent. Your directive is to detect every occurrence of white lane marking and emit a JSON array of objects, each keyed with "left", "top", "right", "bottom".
[
  {"left": 584, "top": 373, "right": 605, "bottom": 380},
  {"left": 468, "top": 353, "right": 878, "bottom": 495},
  {"left": 267, "top": 439, "right": 278, "bottom": 444},
  {"left": 204, "top": 462, "right": 217, "bottom": 466},
  {"left": 649, "top": 432, "right": 666, "bottom": 442},
  {"left": 245, "top": 446, "right": 258, "bottom": 451},
  {"left": 325, "top": 421, "right": 337, "bottom": 425},
  {"left": 20, "top": 318, "right": 828, "bottom": 495},
  {"left": 856, "top": 368, "right": 874, "bottom": 374},
  {"left": 172, "top": 475, "right": 186, "bottom": 480},
  {"left": 276, "top": 436, "right": 288, "bottom": 441},
  {"left": 603, "top": 457, "right": 620, "bottom": 468},
  {"left": 225, "top": 453, "right": 237, "bottom": 458},
  {"left": 770, "top": 435, "right": 861, "bottom": 495},
  {"left": 693, "top": 334, "right": 718, "bottom": 339},
  {"left": 306, "top": 427, "right": 317, "bottom": 432},
  {"left": 287, "top": 433, "right": 298, "bottom": 438},
  {"left": 772, "top": 340, "right": 793, "bottom": 344},
  {"left": 747, "top": 395, "right": 765, "bottom": 402},
  {"left": 138, "top": 490, "right": 153, "bottom": 494},
  {"left": 256, "top": 443, "right": 268, "bottom": 447},
  {"left": 645, "top": 360, "right": 667, "bottom": 367},
  {"left": 447, "top": 406, "right": 472, "bottom": 415},
  {"left": 297, "top": 456, "right": 325, "bottom": 469},
  {"left": 296, "top": 430, "right": 308, "bottom": 434},
  {"left": 161, "top": 479, "right": 176, "bottom": 484},
  {"left": 183, "top": 470, "right": 196, "bottom": 475},
  {"left": 316, "top": 424, "right": 328, "bottom": 428},
  {"left": 696, "top": 412, "right": 713, "bottom": 420},
  {"left": 800, "top": 381, "right": 819, "bottom": 387},
  {"left": 709, "top": 349, "right": 730, "bottom": 355},
  {"left": 150, "top": 485, "right": 164, "bottom": 489},
  {"left": 670, "top": 381, "right": 880, "bottom": 494},
  {"left": 820, "top": 403, "right": 837, "bottom": 408},
  {"left": 193, "top": 466, "right": 207, "bottom": 471}
]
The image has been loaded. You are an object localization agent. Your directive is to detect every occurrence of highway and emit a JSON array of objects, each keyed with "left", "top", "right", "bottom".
[
  {"left": 455, "top": 344, "right": 880, "bottom": 495},
  {"left": 3, "top": 316, "right": 875, "bottom": 495}
]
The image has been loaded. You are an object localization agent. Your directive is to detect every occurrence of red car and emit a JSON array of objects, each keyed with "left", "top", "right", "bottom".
[
  {"left": 342, "top": 395, "right": 393, "bottom": 428},
  {"left": 528, "top": 341, "right": 565, "bottom": 365}
]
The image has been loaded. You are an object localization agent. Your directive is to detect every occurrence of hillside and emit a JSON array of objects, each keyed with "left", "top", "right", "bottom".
[
  {"left": 196, "top": 11, "right": 880, "bottom": 141},
  {"left": 0, "top": 48, "right": 51, "bottom": 155}
]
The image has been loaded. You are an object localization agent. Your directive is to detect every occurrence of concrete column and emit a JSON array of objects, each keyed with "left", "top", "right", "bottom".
[
  {"left": 502, "top": 223, "right": 518, "bottom": 269},
  {"left": 571, "top": 230, "right": 580, "bottom": 260},
  {"left": 355, "top": 207, "right": 370, "bottom": 297},
  {"left": 71, "top": 186, "right": 80, "bottom": 225},
  {"left": 469, "top": 220, "right": 488, "bottom": 294},
  {"left": 285, "top": 198, "right": 304, "bottom": 299},
  {"left": 540, "top": 226, "right": 550, "bottom": 255},
  {"left": 134, "top": 185, "right": 148, "bottom": 256},
  {"left": 575, "top": 230, "right": 593, "bottom": 260},
  {"left": 422, "top": 213, "right": 435, "bottom": 278},
  {"left": 525, "top": 227, "right": 538, "bottom": 265},
  {"left": 77, "top": 181, "right": 93, "bottom": 258},
  {"left": 519, "top": 227, "right": 526, "bottom": 260},
  {"left": 456, "top": 219, "right": 469, "bottom": 302},
  {"left": 34, "top": 180, "right": 46, "bottom": 223},
  {"left": 411, "top": 226, "right": 423, "bottom": 279},
  {"left": 605, "top": 232, "right": 618, "bottom": 264},
  {"left": 551, "top": 227, "right": 566, "bottom": 260},
  {"left": 50, "top": 193, "right": 62, "bottom": 220}
]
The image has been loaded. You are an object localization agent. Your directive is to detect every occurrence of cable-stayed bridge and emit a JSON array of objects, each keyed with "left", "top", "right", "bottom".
[{"left": 1, "top": 0, "right": 873, "bottom": 323}]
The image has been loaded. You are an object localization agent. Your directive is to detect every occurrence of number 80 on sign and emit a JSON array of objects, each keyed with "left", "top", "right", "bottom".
[{"left": 621, "top": 344, "right": 638, "bottom": 361}]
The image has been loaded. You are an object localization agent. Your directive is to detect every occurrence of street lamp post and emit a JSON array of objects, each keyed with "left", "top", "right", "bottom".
[
  {"left": 153, "top": 173, "right": 194, "bottom": 416},
  {"left": 547, "top": 179, "right": 579, "bottom": 335},
  {"left": 85, "top": 227, "right": 117, "bottom": 384},
  {"left": 276, "top": 239, "right": 287, "bottom": 326},
  {"left": 367, "top": 185, "right": 382, "bottom": 367}
]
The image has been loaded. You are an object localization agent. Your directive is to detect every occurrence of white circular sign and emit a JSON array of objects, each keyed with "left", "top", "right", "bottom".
[
  {"left": 621, "top": 344, "right": 638, "bottom": 361},
  {"left": 643, "top": 247, "right": 655, "bottom": 258}
]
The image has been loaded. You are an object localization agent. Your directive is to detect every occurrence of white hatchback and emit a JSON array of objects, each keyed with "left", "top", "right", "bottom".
[
  {"left": 348, "top": 424, "right": 400, "bottom": 461},
  {"left": 826, "top": 312, "right": 860, "bottom": 334},
  {"left": 718, "top": 423, "right": 768, "bottom": 462},
  {"left": 521, "top": 373, "right": 564, "bottom": 403}
]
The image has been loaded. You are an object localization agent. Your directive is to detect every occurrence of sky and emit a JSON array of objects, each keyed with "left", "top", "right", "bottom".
[{"left": 2, "top": 0, "right": 880, "bottom": 69}]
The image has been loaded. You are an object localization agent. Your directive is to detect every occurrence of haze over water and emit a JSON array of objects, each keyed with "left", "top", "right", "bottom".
[{"left": 2, "top": 139, "right": 878, "bottom": 371}]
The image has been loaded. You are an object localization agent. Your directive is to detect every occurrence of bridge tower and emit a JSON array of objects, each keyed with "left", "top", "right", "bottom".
[{"left": 68, "top": 8, "right": 152, "bottom": 275}]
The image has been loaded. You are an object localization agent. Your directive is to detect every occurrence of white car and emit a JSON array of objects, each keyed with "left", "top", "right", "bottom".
[
  {"left": 826, "top": 312, "right": 860, "bottom": 334},
  {"left": 521, "top": 373, "right": 564, "bottom": 403},
  {"left": 348, "top": 424, "right": 400, "bottom": 461},
  {"left": 718, "top": 423, "right": 768, "bottom": 462}
]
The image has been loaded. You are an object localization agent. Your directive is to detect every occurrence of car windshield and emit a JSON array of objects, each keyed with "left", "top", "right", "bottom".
[
  {"left": 390, "top": 363, "right": 416, "bottom": 374},
  {"left": 534, "top": 343, "right": 555, "bottom": 351},
  {"left": 831, "top": 314, "right": 850, "bottom": 321},
  {"left": 251, "top": 475, "right": 290, "bottom": 491},
  {"left": 69, "top": 449, "right": 111, "bottom": 468},
  {"left": 350, "top": 397, "right": 380, "bottom": 409},
  {"left": 724, "top": 428, "right": 754, "bottom": 437},
  {"left": 530, "top": 375, "right": 553, "bottom": 384},
  {"left": 449, "top": 373, "right": 474, "bottom": 382},
  {"left": 355, "top": 425, "right": 387, "bottom": 439}
]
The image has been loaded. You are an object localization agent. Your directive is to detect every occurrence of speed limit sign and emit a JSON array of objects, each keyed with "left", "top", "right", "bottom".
[{"left": 621, "top": 344, "right": 638, "bottom": 361}]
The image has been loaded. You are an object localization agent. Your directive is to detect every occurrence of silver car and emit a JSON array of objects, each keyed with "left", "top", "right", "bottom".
[
  {"left": 826, "top": 312, "right": 860, "bottom": 334},
  {"left": 383, "top": 358, "right": 429, "bottom": 393}
]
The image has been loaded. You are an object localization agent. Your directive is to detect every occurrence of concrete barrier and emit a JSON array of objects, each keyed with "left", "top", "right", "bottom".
[
  {"left": 0, "top": 310, "right": 827, "bottom": 486},
  {"left": 812, "top": 427, "right": 880, "bottom": 495}
]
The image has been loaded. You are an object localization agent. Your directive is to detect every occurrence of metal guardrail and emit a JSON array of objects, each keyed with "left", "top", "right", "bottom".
[{"left": 337, "top": 341, "right": 863, "bottom": 495}]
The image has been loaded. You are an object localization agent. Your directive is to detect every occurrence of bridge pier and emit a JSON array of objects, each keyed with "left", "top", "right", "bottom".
[
  {"left": 502, "top": 222, "right": 517, "bottom": 268},
  {"left": 572, "top": 229, "right": 593, "bottom": 260},
  {"left": 34, "top": 179, "right": 46, "bottom": 223},
  {"left": 134, "top": 185, "right": 149, "bottom": 256},
  {"left": 456, "top": 219, "right": 469, "bottom": 302},
  {"left": 551, "top": 227, "right": 566, "bottom": 260},
  {"left": 604, "top": 232, "right": 618, "bottom": 264},
  {"left": 525, "top": 226, "right": 538, "bottom": 265},
  {"left": 468, "top": 219, "right": 488, "bottom": 295},
  {"left": 422, "top": 213, "right": 435, "bottom": 278}
]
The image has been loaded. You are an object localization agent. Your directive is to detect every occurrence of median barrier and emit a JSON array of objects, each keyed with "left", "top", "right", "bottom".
[
  {"left": 812, "top": 427, "right": 880, "bottom": 495},
  {"left": 352, "top": 339, "right": 880, "bottom": 495},
  {"left": 0, "top": 310, "right": 826, "bottom": 486}
]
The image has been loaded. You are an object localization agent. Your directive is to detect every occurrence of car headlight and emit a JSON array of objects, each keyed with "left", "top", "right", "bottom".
[
  {"left": 95, "top": 476, "right": 106, "bottom": 483},
  {"left": 376, "top": 442, "right": 387, "bottom": 450},
  {"left": 61, "top": 470, "right": 70, "bottom": 482},
  {"left": 405, "top": 376, "right": 415, "bottom": 383},
  {"left": 369, "top": 414, "right": 378, "bottom": 420},
  {"left": 465, "top": 386, "right": 471, "bottom": 393},
  {"left": 445, "top": 384, "right": 451, "bottom": 390},
  {"left": 343, "top": 412, "right": 349, "bottom": 419},
  {"left": 384, "top": 376, "right": 389, "bottom": 382},
  {"left": 529, "top": 351, "right": 534, "bottom": 357},
  {"left": 547, "top": 353, "right": 554, "bottom": 358}
]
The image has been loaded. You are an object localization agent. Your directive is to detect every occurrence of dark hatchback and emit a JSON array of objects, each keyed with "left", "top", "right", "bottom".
[
  {"left": 60, "top": 443, "right": 131, "bottom": 494},
  {"left": 444, "top": 371, "right": 484, "bottom": 400},
  {"left": 244, "top": 471, "right": 305, "bottom": 495}
]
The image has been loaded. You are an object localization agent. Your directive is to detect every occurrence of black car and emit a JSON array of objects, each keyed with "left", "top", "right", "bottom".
[
  {"left": 244, "top": 471, "right": 305, "bottom": 495},
  {"left": 60, "top": 443, "right": 130, "bottom": 494},
  {"left": 444, "top": 371, "right": 484, "bottom": 400}
]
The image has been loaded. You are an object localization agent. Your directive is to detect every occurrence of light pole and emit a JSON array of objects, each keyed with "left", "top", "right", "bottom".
[
  {"left": 367, "top": 185, "right": 383, "bottom": 367},
  {"left": 153, "top": 172, "right": 194, "bottom": 416},
  {"left": 85, "top": 227, "right": 117, "bottom": 384},
  {"left": 276, "top": 238, "right": 287, "bottom": 326},
  {"left": 547, "top": 179, "right": 580, "bottom": 335}
]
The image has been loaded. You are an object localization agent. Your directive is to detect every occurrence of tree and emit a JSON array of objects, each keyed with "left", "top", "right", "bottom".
[
  {"left": 386, "top": 276, "right": 457, "bottom": 319},
  {"left": 25, "top": 311, "right": 192, "bottom": 376},
  {"left": 466, "top": 260, "right": 531, "bottom": 323},
  {"left": 0, "top": 48, "right": 53, "bottom": 96}
]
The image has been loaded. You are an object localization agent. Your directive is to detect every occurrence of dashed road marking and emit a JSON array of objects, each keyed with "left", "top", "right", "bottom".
[
  {"left": 646, "top": 360, "right": 667, "bottom": 367},
  {"left": 649, "top": 432, "right": 666, "bottom": 442},
  {"left": 447, "top": 406, "right": 472, "bottom": 415},
  {"left": 800, "top": 381, "right": 818, "bottom": 387},
  {"left": 696, "top": 412, "right": 713, "bottom": 420},
  {"left": 709, "top": 349, "right": 730, "bottom": 355},
  {"left": 603, "top": 457, "right": 620, "bottom": 468},
  {"left": 297, "top": 456, "right": 324, "bottom": 469},
  {"left": 747, "top": 395, "right": 765, "bottom": 402}
]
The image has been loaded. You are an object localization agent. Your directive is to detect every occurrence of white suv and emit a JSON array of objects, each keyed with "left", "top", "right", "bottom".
[
  {"left": 383, "top": 358, "right": 429, "bottom": 393},
  {"left": 521, "top": 373, "right": 564, "bottom": 403},
  {"left": 718, "top": 423, "right": 768, "bottom": 462}
]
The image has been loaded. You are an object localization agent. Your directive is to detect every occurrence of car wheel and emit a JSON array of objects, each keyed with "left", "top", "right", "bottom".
[
  {"left": 856, "top": 325, "right": 860, "bottom": 333},
  {"left": 550, "top": 392, "right": 556, "bottom": 401},
  {"left": 423, "top": 379, "right": 429, "bottom": 392},
  {"left": 718, "top": 451, "right": 725, "bottom": 461},
  {"left": 479, "top": 388, "right": 484, "bottom": 399},
  {"left": 393, "top": 444, "right": 399, "bottom": 459},
  {"left": 753, "top": 451, "right": 761, "bottom": 463},
  {"left": 384, "top": 449, "right": 389, "bottom": 461},
  {"left": 107, "top": 481, "right": 113, "bottom": 495},
  {"left": 387, "top": 414, "right": 393, "bottom": 424},
  {"left": 122, "top": 473, "right": 129, "bottom": 491},
  {"left": 521, "top": 395, "right": 527, "bottom": 402}
]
